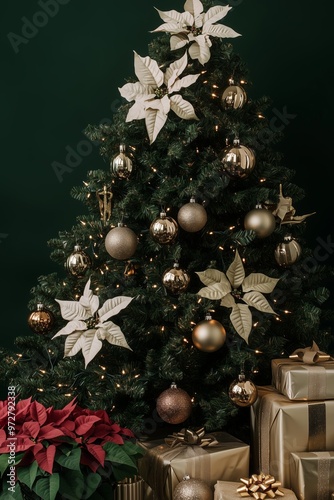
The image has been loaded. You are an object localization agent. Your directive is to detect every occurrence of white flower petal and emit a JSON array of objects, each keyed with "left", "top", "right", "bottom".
[
  {"left": 220, "top": 293, "right": 236, "bottom": 308},
  {"left": 204, "top": 24, "right": 241, "bottom": 39},
  {"left": 165, "top": 53, "right": 188, "bottom": 89},
  {"left": 102, "top": 322, "right": 132, "bottom": 351},
  {"left": 64, "top": 331, "right": 86, "bottom": 357},
  {"left": 230, "top": 304, "right": 252, "bottom": 343},
  {"left": 184, "top": 0, "right": 203, "bottom": 20},
  {"left": 242, "top": 273, "right": 280, "bottom": 294},
  {"left": 52, "top": 321, "right": 87, "bottom": 339},
  {"left": 181, "top": 11, "right": 195, "bottom": 27},
  {"left": 98, "top": 296, "right": 134, "bottom": 323},
  {"left": 227, "top": 250, "right": 245, "bottom": 289},
  {"left": 203, "top": 5, "right": 232, "bottom": 25},
  {"left": 170, "top": 34, "right": 189, "bottom": 51},
  {"left": 243, "top": 292, "right": 277, "bottom": 315},
  {"left": 145, "top": 108, "right": 168, "bottom": 144},
  {"left": 171, "top": 73, "right": 200, "bottom": 93},
  {"left": 170, "top": 94, "right": 198, "bottom": 120},
  {"left": 188, "top": 40, "right": 211, "bottom": 65},
  {"left": 126, "top": 100, "right": 147, "bottom": 122},
  {"left": 152, "top": 22, "right": 186, "bottom": 34},
  {"left": 134, "top": 52, "right": 164, "bottom": 87},
  {"left": 55, "top": 299, "right": 90, "bottom": 322},
  {"left": 154, "top": 8, "right": 185, "bottom": 25},
  {"left": 79, "top": 279, "right": 99, "bottom": 315},
  {"left": 119, "top": 82, "right": 150, "bottom": 102},
  {"left": 81, "top": 330, "right": 103, "bottom": 367}
]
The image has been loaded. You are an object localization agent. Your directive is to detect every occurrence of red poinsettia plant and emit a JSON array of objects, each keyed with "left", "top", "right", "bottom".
[{"left": 0, "top": 397, "right": 144, "bottom": 500}]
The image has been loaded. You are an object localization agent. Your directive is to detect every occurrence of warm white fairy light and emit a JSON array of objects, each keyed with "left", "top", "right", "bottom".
[
  {"left": 122, "top": 369, "right": 126, "bottom": 375},
  {"left": 134, "top": 374, "right": 140, "bottom": 379},
  {"left": 260, "top": 178, "right": 267, "bottom": 183}
]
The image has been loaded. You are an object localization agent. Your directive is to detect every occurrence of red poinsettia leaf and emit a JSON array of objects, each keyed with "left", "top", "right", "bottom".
[
  {"left": 93, "top": 410, "right": 110, "bottom": 423},
  {"left": 34, "top": 443, "right": 56, "bottom": 474},
  {"left": 0, "top": 436, "right": 35, "bottom": 453},
  {"left": 0, "top": 429, "right": 6, "bottom": 444},
  {"left": 38, "top": 424, "right": 64, "bottom": 440},
  {"left": 59, "top": 420, "right": 76, "bottom": 438},
  {"left": 85, "top": 443, "right": 105, "bottom": 467},
  {"left": 121, "top": 428, "right": 135, "bottom": 438},
  {"left": 109, "top": 422, "right": 122, "bottom": 433},
  {"left": 15, "top": 398, "right": 33, "bottom": 423},
  {"left": 103, "top": 434, "right": 124, "bottom": 445},
  {"left": 47, "top": 398, "right": 77, "bottom": 426},
  {"left": 80, "top": 449, "right": 100, "bottom": 473},
  {"left": 30, "top": 401, "right": 47, "bottom": 426},
  {"left": 21, "top": 421, "right": 40, "bottom": 440},
  {"left": 0, "top": 404, "right": 8, "bottom": 429},
  {"left": 87, "top": 423, "right": 111, "bottom": 440},
  {"left": 75, "top": 416, "right": 101, "bottom": 436}
]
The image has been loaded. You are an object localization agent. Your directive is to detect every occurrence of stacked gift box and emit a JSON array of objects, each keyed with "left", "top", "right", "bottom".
[{"left": 251, "top": 342, "right": 334, "bottom": 500}]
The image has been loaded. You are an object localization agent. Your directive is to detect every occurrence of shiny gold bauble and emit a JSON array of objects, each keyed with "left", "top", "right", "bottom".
[
  {"left": 111, "top": 144, "right": 133, "bottom": 179},
  {"left": 105, "top": 223, "right": 138, "bottom": 260},
  {"left": 173, "top": 475, "right": 213, "bottom": 500},
  {"left": 162, "top": 263, "right": 190, "bottom": 294},
  {"left": 220, "top": 138, "right": 255, "bottom": 180},
  {"left": 244, "top": 205, "right": 276, "bottom": 238},
  {"left": 28, "top": 303, "right": 54, "bottom": 335},
  {"left": 221, "top": 78, "right": 247, "bottom": 110},
  {"left": 177, "top": 198, "right": 208, "bottom": 233},
  {"left": 275, "top": 235, "right": 301, "bottom": 267},
  {"left": 229, "top": 373, "right": 258, "bottom": 407},
  {"left": 192, "top": 315, "right": 226, "bottom": 352},
  {"left": 66, "top": 245, "right": 92, "bottom": 277},
  {"left": 150, "top": 212, "right": 178, "bottom": 244},
  {"left": 156, "top": 383, "right": 193, "bottom": 424}
]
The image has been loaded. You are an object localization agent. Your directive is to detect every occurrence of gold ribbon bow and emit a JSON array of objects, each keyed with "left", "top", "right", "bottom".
[
  {"left": 237, "top": 473, "right": 284, "bottom": 499},
  {"left": 165, "top": 427, "right": 218, "bottom": 448},
  {"left": 289, "top": 341, "right": 333, "bottom": 364}
]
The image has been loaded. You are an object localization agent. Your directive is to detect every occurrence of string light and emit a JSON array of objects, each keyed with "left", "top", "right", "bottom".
[
  {"left": 255, "top": 349, "right": 263, "bottom": 354},
  {"left": 253, "top": 322, "right": 259, "bottom": 328},
  {"left": 183, "top": 338, "right": 189, "bottom": 344},
  {"left": 134, "top": 374, "right": 140, "bottom": 379},
  {"left": 122, "top": 369, "right": 126, "bottom": 375},
  {"left": 197, "top": 298, "right": 202, "bottom": 304},
  {"left": 259, "top": 178, "right": 267, "bottom": 183},
  {"left": 65, "top": 393, "right": 72, "bottom": 397},
  {"left": 219, "top": 246, "right": 224, "bottom": 251},
  {"left": 80, "top": 220, "right": 87, "bottom": 226},
  {"left": 215, "top": 125, "right": 219, "bottom": 132},
  {"left": 212, "top": 84, "right": 219, "bottom": 89},
  {"left": 258, "top": 114, "right": 265, "bottom": 119},
  {"left": 37, "top": 388, "right": 44, "bottom": 392}
]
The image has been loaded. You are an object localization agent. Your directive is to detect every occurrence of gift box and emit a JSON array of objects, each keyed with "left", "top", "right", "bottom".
[
  {"left": 290, "top": 451, "right": 334, "bottom": 500},
  {"left": 272, "top": 358, "right": 334, "bottom": 400},
  {"left": 138, "top": 431, "right": 249, "bottom": 500},
  {"left": 214, "top": 480, "right": 297, "bottom": 499},
  {"left": 250, "top": 386, "right": 334, "bottom": 488},
  {"left": 115, "top": 476, "right": 145, "bottom": 500}
]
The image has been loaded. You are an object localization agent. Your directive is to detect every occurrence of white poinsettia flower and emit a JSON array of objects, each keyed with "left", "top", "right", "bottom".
[
  {"left": 196, "top": 250, "right": 279, "bottom": 343},
  {"left": 119, "top": 51, "right": 200, "bottom": 144},
  {"left": 153, "top": 0, "right": 241, "bottom": 65},
  {"left": 53, "top": 278, "right": 133, "bottom": 367}
]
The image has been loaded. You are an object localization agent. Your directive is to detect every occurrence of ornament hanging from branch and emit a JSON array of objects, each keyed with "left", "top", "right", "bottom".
[
  {"left": 105, "top": 223, "right": 138, "bottom": 260},
  {"left": 270, "top": 184, "right": 316, "bottom": 224},
  {"left": 196, "top": 250, "right": 279, "bottom": 343},
  {"left": 274, "top": 235, "right": 301, "bottom": 267},
  {"left": 244, "top": 204, "right": 276, "bottom": 238},
  {"left": 28, "top": 303, "right": 55, "bottom": 335},
  {"left": 177, "top": 197, "right": 207, "bottom": 232},
  {"left": 111, "top": 144, "right": 133, "bottom": 179},
  {"left": 221, "top": 78, "right": 247, "bottom": 110},
  {"left": 220, "top": 138, "right": 256, "bottom": 180},
  {"left": 156, "top": 382, "right": 193, "bottom": 424},
  {"left": 96, "top": 185, "right": 113, "bottom": 224},
  {"left": 66, "top": 245, "right": 92, "bottom": 277},
  {"left": 229, "top": 371, "right": 258, "bottom": 407},
  {"left": 150, "top": 211, "right": 178, "bottom": 244}
]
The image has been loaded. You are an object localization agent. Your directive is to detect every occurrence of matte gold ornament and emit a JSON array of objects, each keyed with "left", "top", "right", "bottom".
[
  {"left": 220, "top": 138, "right": 255, "bottom": 180},
  {"left": 66, "top": 245, "right": 92, "bottom": 277},
  {"left": 271, "top": 184, "right": 316, "bottom": 224},
  {"left": 150, "top": 211, "right": 178, "bottom": 244},
  {"left": 244, "top": 204, "right": 276, "bottom": 238},
  {"left": 221, "top": 78, "right": 247, "bottom": 110},
  {"left": 96, "top": 185, "right": 113, "bottom": 223},
  {"left": 105, "top": 223, "right": 138, "bottom": 260},
  {"left": 177, "top": 197, "right": 207, "bottom": 232},
  {"left": 274, "top": 235, "right": 301, "bottom": 267},
  {"left": 192, "top": 313, "right": 226, "bottom": 352},
  {"left": 173, "top": 475, "right": 213, "bottom": 500},
  {"left": 162, "top": 263, "right": 190, "bottom": 294},
  {"left": 111, "top": 144, "right": 133, "bottom": 179},
  {"left": 28, "top": 303, "right": 54, "bottom": 335},
  {"left": 156, "top": 383, "right": 192, "bottom": 425},
  {"left": 229, "top": 372, "right": 258, "bottom": 407}
]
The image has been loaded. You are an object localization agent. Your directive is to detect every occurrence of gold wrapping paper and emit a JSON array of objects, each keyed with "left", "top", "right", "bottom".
[
  {"left": 138, "top": 432, "right": 249, "bottom": 500},
  {"left": 250, "top": 386, "right": 334, "bottom": 488},
  {"left": 214, "top": 481, "right": 297, "bottom": 500},
  {"left": 289, "top": 342, "right": 333, "bottom": 364},
  {"left": 290, "top": 452, "right": 334, "bottom": 500},
  {"left": 115, "top": 476, "right": 145, "bottom": 500},
  {"left": 271, "top": 359, "right": 334, "bottom": 400}
]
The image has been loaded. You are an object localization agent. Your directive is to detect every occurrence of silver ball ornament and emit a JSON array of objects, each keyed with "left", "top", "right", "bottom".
[
  {"left": 177, "top": 198, "right": 207, "bottom": 233},
  {"left": 111, "top": 144, "right": 133, "bottom": 179},
  {"left": 221, "top": 78, "right": 247, "bottom": 110},
  {"left": 192, "top": 314, "right": 226, "bottom": 352},
  {"left": 244, "top": 205, "right": 276, "bottom": 238},
  {"left": 220, "top": 138, "right": 255, "bottom": 180},
  {"left": 66, "top": 245, "right": 92, "bottom": 277},
  {"left": 105, "top": 223, "right": 138, "bottom": 260},
  {"left": 275, "top": 235, "right": 301, "bottom": 267},
  {"left": 173, "top": 475, "right": 213, "bottom": 500},
  {"left": 150, "top": 212, "right": 178, "bottom": 244}
]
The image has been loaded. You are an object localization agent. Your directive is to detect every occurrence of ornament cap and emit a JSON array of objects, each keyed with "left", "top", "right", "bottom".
[
  {"left": 159, "top": 211, "right": 167, "bottom": 219},
  {"left": 283, "top": 234, "right": 293, "bottom": 242},
  {"left": 189, "top": 196, "right": 196, "bottom": 203},
  {"left": 74, "top": 245, "right": 82, "bottom": 251},
  {"left": 173, "top": 262, "right": 180, "bottom": 269},
  {"left": 36, "top": 303, "right": 44, "bottom": 311},
  {"left": 182, "top": 475, "right": 191, "bottom": 481},
  {"left": 233, "top": 137, "right": 240, "bottom": 147},
  {"left": 255, "top": 203, "right": 263, "bottom": 210},
  {"left": 117, "top": 222, "right": 124, "bottom": 228},
  {"left": 238, "top": 372, "right": 246, "bottom": 382},
  {"left": 228, "top": 77, "right": 235, "bottom": 85},
  {"left": 204, "top": 313, "right": 213, "bottom": 321},
  {"left": 170, "top": 382, "right": 178, "bottom": 389},
  {"left": 119, "top": 144, "right": 126, "bottom": 153}
]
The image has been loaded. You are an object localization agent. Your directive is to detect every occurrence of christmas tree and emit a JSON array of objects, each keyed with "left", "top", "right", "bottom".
[{"left": 1, "top": 0, "right": 333, "bottom": 439}]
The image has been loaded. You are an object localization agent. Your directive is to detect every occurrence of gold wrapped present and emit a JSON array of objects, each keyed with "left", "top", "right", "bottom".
[
  {"left": 138, "top": 431, "right": 249, "bottom": 500},
  {"left": 115, "top": 476, "right": 145, "bottom": 500},
  {"left": 250, "top": 386, "right": 334, "bottom": 488},
  {"left": 290, "top": 451, "right": 334, "bottom": 500},
  {"left": 214, "top": 481, "right": 297, "bottom": 500}
]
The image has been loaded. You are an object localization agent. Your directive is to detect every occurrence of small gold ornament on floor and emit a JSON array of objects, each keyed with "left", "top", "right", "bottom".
[
  {"left": 105, "top": 223, "right": 138, "bottom": 260},
  {"left": 66, "top": 245, "right": 92, "bottom": 277},
  {"left": 177, "top": 197, "right": 207, "bottom": 232},
  {"left": 96, "top": 185, "right": 113, "bottom": 223},
  {"left": 237, "top": 473, "right": 285, "bottom": 498},
  {"left": 28, "top": 303, "right": 54, "bottom": 334},
  {"left": 173, "top": 475, "right": 213, "bottom": 500},
  {"left": 162, "top": 262, "right": 190, "bottom": 294},
  {"left": 271, "top": 184, "right": 316, "bottom": 225},
  {"left": 274, "top": 235, "right": 301, "bottom": 267},
  {"left": 156, "top": 383, "right": 193, "bottom": 425},
  {"left": 150, "top": 211, "right": 178, "bottom": 244},
  {"left": 192, "top": 313, "right": 226, "bottom": 352},
  {"left": 111, "top": 144, "right": 133, "bottom": 179},
  {"left": 229, "top": 372, "right": 258, "bottom": 407},
  {"left": 220, "top": 138, "right": 256, "bottom": 180},
  {"left": 221, "top": 77, "right": 247, "bottom": 110},
  {"left": 244, "top": 204, "right": 276, "bottom": 238}
]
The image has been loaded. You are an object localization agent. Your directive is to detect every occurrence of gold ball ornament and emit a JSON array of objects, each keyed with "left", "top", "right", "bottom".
[
  {"left": 28, "top": 303, "right": 55, "bottom": 335},
  {"left": 111, "top": 144, "right": 133, "bottom": 179},
  {"left": 244, "top": 205, "right": 276, "bottom": 238},
  {"left": 192, "top": 314, "right": 226, "bottom": 352},
  {"left": 156, "top": 383, "right": 193, "bottom": 425},
  {"left": 150, "top": 212, "right": 178, "bottom": 244},
  {"left": 162, "top": 263, "right": 190, "bottom": 294},
  {"left": 105, "top": 223, "right": 138, "bottom": 260},
  {"left": 173, "top": 475, "right": 213, "bottom": 500},
  {"left": 177, "top": 197, "right": 208, "bottom": 233},
  {"left": 221, "top": 78, "right": 247, "bottom": 110},
  {"left": 275, "top": 235, "right": 301, "bottom": 267},
  {"left": 220, "top": 138, "right": 255, "bottom": 180},
  {"left": 229, "top": 372, "right": 258, "bottom": 407},
  {"left": 66, "top": 245, "right": 92, "bottom": 277}
]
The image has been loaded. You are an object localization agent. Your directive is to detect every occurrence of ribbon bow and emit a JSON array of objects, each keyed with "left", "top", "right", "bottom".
[
  {"left": 165, "top": 427, "right": 218, "bottom": 448},
  {"left": 237, "top": 473, "right": 284, "bottom": 499},
  {"left": 289, "top": 341, "right": 333, "bottom": 364}
]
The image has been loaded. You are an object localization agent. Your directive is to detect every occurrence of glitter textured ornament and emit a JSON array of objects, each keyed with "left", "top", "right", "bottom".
[
  {"left": 177, "top": 197, "right": 207, "bottom": 232},
  {"left": 244, "top": 205, "right": 276, "bottom": 238},
  {"left": 173, "top": 475, "right": 213, "bottom": 500},
  {"left": 156, "top": 383, "right": 192, "bottom": 424},
  {"left": 192, "top": 314, "right": 226, "bottom": 352},
  {"left": 28, "top": 303, "right": 54, "bottom": 335},
  {"left": 220, "top": 138, "right": 255, "bottom": 180},
  {"left": 162, "top": 263, "right": 190, "bottom": 294},
  {"left": 105, "top": 223, "right": 138, "bottom": 260},
  {"left": 229, "top": 372, "right": 258, "bottom": 407},
  {"left": 150, "top": 212, "right": 178, "bottom": 244},
  {"left": 66, "top": 245, "right": 92, "bottom": 277},
  {"left": 275, "top": 235, "right": 301, "bottom": 267},
  {"left": 111, "top": 144, "right": 133, "bottom": 179},
  {"left": 221, "top": 78, "right": 247, "bottom": 110}
]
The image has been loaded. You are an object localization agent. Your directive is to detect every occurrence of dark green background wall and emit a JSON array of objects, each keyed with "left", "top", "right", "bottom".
[{"left": 1, "top": 0, "right": 334, "bottom": 350}]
